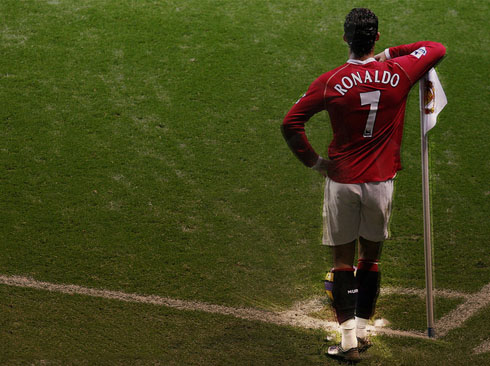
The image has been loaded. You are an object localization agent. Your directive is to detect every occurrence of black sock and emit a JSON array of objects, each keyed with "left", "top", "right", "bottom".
[{"left": 356, "top": 259, "right": 380, "bottom": 319}]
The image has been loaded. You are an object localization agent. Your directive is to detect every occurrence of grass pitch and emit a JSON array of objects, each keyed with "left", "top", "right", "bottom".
[{"left": 1, "top": 0, "right": 489, "bottom": 364}]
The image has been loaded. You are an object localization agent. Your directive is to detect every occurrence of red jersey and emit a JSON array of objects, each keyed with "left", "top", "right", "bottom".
[{"left": 282, "top": 41, "right": 446, "bottom": 183}]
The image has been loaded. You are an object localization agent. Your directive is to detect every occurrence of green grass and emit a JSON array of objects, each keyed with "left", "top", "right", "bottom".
[
  {"left": 1, "top": 285, "right": 488, "bottom": 366},
  {"left": 0, "top": 0, "right": 489, "bottom": 364},
  {"left": 1, "top": 285, "right": 327, "bottom": 365},
  {"left": 376, "top": 294, "right": 464, "bottom": 332}
]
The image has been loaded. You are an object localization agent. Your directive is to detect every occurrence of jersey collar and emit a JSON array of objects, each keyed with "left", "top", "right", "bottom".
[{"left": 347, "top": 57, "right": 376, "bottom": 65}]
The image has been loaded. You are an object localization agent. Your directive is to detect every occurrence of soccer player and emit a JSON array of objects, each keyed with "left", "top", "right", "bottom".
[{"left": 281, "top": 8, "right": 446, "bottom": 363}]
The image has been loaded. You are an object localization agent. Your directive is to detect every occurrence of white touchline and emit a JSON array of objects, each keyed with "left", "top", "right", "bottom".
[{"left": 0, "top": 274, "right": 488, "bottom": 345}]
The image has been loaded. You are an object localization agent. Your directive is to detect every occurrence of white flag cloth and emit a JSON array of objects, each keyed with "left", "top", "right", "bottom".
[{"left": 419, "top": 68, "right": 447, "bottom": 135}]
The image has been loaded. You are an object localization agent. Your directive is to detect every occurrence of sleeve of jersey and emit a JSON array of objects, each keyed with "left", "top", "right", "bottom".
[
  {"left": 386, "top": 41, "right": 446, "bottom": 85},
  {"left": 281, "top": 78, "right": 326, "bottom": 168}
]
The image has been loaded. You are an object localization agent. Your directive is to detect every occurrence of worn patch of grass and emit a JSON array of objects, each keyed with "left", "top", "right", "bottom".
[{"left": 307, "top": 293, "right": 464, "bottom": 334}]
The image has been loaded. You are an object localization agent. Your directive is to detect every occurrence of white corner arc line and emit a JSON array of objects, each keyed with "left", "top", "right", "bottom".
[{"left": 435, "top": 283, "right": 490, "bottom": 337}]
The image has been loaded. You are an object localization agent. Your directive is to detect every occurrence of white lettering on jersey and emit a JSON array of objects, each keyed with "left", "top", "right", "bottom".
[
  {"left": 351, "top": 72, "right": 362, "bottom": 86},
  {"left": 333, "top": 70, "right": 401, "bottom": 95},
  {"left": 364, "top": 70, "right": 373, "bottom": 83},
  {"left": 381, "top": 71, "right": 391, "bottom": 84},
  {"left": 411, "top": 46, "right": 427, "bottom": 59},
  {"left": 334, "top": 84, "right": 348, "bottom": 96},
  {"left": 390, "top": 73, "right": 400, "bottom": 87},
  {"left": 342, "top": 76, "right": 354, "bottom": 89}
]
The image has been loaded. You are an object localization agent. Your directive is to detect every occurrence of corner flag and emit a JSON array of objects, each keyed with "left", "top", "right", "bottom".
[
  {"left": 419, "top": 67, "right": 446, "bottom": 338},
  {"left": 420, "top": 68, "right": 447, "bottom": 135}
]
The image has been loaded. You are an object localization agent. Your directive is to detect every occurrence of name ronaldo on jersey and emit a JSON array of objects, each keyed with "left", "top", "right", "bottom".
[{"left": 333, "top": 70, "right": 401, "bottom": 96}]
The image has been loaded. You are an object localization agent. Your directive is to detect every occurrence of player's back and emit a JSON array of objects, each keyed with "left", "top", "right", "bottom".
[
  {"left": 319, "top": 58, "right": 412, "bottom": 182},
  {"left": 325, "top": 59, "right": 410, "bottom": 147},
  {"left": 282, "top": 41, "right": 446, "bottom": 184}
]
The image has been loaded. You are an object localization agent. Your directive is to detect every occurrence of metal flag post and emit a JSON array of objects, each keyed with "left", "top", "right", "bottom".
[
  {"left": 420, "top": 98, "right": 435, "bottom": 338},
  {"left": 419, "top": 68, "right": 446, "bottom": 338}
]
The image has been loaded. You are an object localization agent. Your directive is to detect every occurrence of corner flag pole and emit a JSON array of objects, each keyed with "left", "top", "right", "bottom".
[
  {"left": 419, "top": 68, "right": 447, "bottom": 338},
  {"left": 420, "top": 92, "right": 435, "bottom": 338}
]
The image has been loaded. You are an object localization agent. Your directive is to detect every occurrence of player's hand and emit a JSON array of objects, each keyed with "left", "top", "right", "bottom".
[
  {"left": 311, "top": 156, "right": 331, "bottom": 177},
  {"left": 374, "top": 51, "right": 387, "bottom": 62}
]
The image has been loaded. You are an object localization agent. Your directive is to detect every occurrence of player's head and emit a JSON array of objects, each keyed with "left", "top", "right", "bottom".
[{"left": 344, "top": 8, "right": 379, "bottom": 57}]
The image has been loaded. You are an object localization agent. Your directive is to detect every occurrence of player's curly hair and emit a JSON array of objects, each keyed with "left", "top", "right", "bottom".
[{"left": 344, "top": 8, "right": 378, "bottom": 57}]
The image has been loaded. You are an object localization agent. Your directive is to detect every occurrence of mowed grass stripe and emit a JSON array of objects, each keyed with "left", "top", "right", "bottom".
[{"left": 3, "top": 274, "right": 488, "bottom": 342}]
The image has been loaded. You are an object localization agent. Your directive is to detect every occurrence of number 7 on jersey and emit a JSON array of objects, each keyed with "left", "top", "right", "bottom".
[{"left": 360, "top": 90, "right": 381, "bottom": 138}]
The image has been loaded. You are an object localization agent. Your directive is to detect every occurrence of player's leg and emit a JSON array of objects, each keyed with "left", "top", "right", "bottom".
[
  {"left": 330, "top": 240, "right": 357, "bottom": 323},
  {"left": 326, "top": 240, "right": 360, "bottom": 361},
  {"left": 356, "top": 179, "right": 394, "bottom": 347},
  {"left": 323, "top": 178, "right": 361, "bottom": 361},
  {"left": 356, "top": 237, "right": 382, "bottom": 350},
  {"left": 332, "top": 240, "right": 356, "bottom": 269},
  {"left": 331, "top": 240, "right": 358, "bottom": 347},
  {"left": 357, "top": 238, "right": 382, "bottom": 321}
]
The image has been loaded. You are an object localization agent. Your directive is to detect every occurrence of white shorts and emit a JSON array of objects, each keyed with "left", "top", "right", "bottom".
[{"left": 322, "top": 177, "right": 394, "bottom": 246}]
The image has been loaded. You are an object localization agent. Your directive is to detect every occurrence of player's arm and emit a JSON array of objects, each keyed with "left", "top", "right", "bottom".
[
  {"left": 281, "top": 77, "right": 328, "bottom": 174},
  {"left": 381, "top": 41, "right": 446, "bottom": 84}
]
